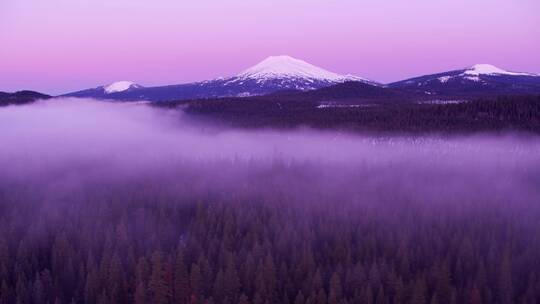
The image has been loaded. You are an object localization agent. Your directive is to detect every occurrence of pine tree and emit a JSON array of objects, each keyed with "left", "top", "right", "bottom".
[
  {"left": 238, "top": 293, "right": 250, "bottom": 304},
  {"left": 33, "top": 273, "right": 45, "bottom": 304},
  {"left": 411, "top": 278, "right": 426, "bottom": 304},
  {"left": 212, "top": 269, "right": 225, "bottom": 300},
  {"left": 134, "top": 281, "right": 147, "bottom": 304},
  {"left": 468, "top": 287, "right": 481, "bottom": 304},
  {"left": 435, "top": 263, "right": 452, "bottom": 304},
  {"left": 224, "top": 261, "right": 240, "bottom": 300},
  {"left": 362, "top": 285, "right": 374, "bottom": 304},
  {"left": 393, "top": 277, "right": 405, "bottom": 304},
  {"left": 136, "top": 257, "right": 150, "bottom": 286},
  {"left": 84, "top": 271, "right": 99, "bottom": 304},
  {"left": 15, "top": 273, "right": 30, "bottom": 304},
  {"left": 294, "top": 291, "right": 305, "bottom": 304},
  {"left": 190, "top": 263, "right": 202, "bottom": 301},
  {"left": 0, "top": 236, "right": 9, "bottom": 280},
  {"left": 316, "top": 288, "right": 327, "bottom": 304},
  {"left": 96, "top": 290, "right": 108, "bottom": 304},
  {"left": 263, "top": 254, "right": 277, "bottom": 300},
  {"left": 0, "top": 280, "right": 11, "bottom": 304},
  {"left": 375, "top": 286, "right": 385, "bottom": 304},
  {"left": 329, "top": 272, "right": 343, "bottom": 304},
  {"left": 107, "top": 253, "right": 124, "bottom": 303},
  {"left": 174, "top": 252, "right": 190, "bottom": 303},
  {"left": 148, "top": 252, "right": 170, "bottom": 304},
  {"left": 498, "top": 253, "right": 513, "bottom": 304}
]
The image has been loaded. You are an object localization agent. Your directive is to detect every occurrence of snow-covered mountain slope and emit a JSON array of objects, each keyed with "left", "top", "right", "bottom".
[
  {"left": 63, "top": 56, "right": 375, "bottom": 101},
  {"left": 389, "top": 64, "right": 540, "bottom": 96},
  {"left": 197, "top": 55, "right": 377, "bottom": 97},
  {"left": 65, "top": 81, "right": 143, "bottom": 99},
  {"left": 462, "top": 64, "right": 537, "bottom": 77},
  {"left": 237, "top": 55, "right": 371, "bottom": 83},
  {"left": 104, "top": 81, "right": 142, "bottom": 94}
]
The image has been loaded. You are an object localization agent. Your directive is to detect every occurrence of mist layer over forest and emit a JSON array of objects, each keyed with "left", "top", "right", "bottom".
[{"left": 0, "top": 98, "right": 539, "bottom": 304}]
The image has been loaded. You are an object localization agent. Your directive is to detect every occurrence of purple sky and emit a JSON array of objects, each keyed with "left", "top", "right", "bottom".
[{"left": 1, "top": 0, "right": 539, "bottom": 95}]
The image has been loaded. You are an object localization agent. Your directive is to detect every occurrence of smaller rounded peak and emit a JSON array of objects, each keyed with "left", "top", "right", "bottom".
[
  {"left": 467, "top": 64, "right": 506, "bottom": 75},
  {"left": 104, "top": 81, "right": 141, "bottom": 94},
  {"left": 463, "top": 64, "right": 534, "bottom": 76}
]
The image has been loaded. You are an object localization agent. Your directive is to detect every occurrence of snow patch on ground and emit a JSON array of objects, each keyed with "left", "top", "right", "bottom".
[
  {"left": 317, "top": 102, "right": 376, "bottom": 109},
  {"left": 418, "top": 99, "right": 468, "bottom": 105},
  {"left": 236, "top": 92, "right": 254, "bottom": 97},
  {"left": 464, "top": 76, "right": 481, "bottom": 82},
  {"left": 438, "top": 76, "right": 452, "bottom": 83}
]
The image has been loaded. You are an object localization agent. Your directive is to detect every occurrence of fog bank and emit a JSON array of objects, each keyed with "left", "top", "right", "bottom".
[{"left": 0, "top": 98, "right": 539, "bottom": 215}]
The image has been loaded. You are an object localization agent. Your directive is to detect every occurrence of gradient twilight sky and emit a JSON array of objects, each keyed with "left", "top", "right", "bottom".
[{"left": 1, "top": 0, "right": 539, "bottom": 94}]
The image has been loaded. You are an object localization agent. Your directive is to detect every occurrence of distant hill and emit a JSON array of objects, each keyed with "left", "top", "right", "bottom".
[
  {"left": 269, "top": 81, "right": 415, "bottom": 102},
  {"left": 389, "top": 64, "right": 540, "bottom": 96},
  {"left": 0, "top": 90, "right": 51, "bottom": 106},
  {"left": 157, "top": 92, "right": 540, "bottom": 134}
]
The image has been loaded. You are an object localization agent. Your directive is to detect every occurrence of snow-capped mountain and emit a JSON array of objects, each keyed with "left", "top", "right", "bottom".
[
  {"left": 104, "top": 81, "right": 142, "bottom": 94},
  {"left": 389, "top": 64, "right": 540, "bottom": 96},
  {"left": 462, "top": 64, "right": 536, "bottom": 77},
  {"left": 63, "top": 56, "right": 375, "bottom": 101},
  {"left": 65, "top": 81, "right": 143, "bottom": 99},
  {"left": 236, "top": 55, "right": 372, "bottom": 85}
]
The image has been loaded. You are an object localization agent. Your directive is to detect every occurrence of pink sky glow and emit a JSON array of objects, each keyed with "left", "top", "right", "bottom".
[{"left": 1, "top": 0, "right": 539, "bottom": 94}]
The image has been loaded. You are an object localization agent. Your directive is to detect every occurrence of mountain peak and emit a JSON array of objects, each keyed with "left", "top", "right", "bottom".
[
  {"left": 463, "top": 64, "right": 535, "bottom": 76},
  {"left": 237, "top": 55, "right": 368, "bottom": 83},
  {"left": 104, "top": 81, "right": 141, "bottom": 94}
]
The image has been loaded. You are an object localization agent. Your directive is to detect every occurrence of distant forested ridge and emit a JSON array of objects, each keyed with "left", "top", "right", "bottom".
[{"left": 166, "top": 95, "right": 540, "bottom": 134}]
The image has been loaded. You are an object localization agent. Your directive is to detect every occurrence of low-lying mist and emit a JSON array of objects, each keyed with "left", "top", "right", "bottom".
[
  {"left": 1, "top": 98, "right": 539, "bottom": 209},
  {"left": 1, "top": 98, "right": 540, "bottom": 303}
]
